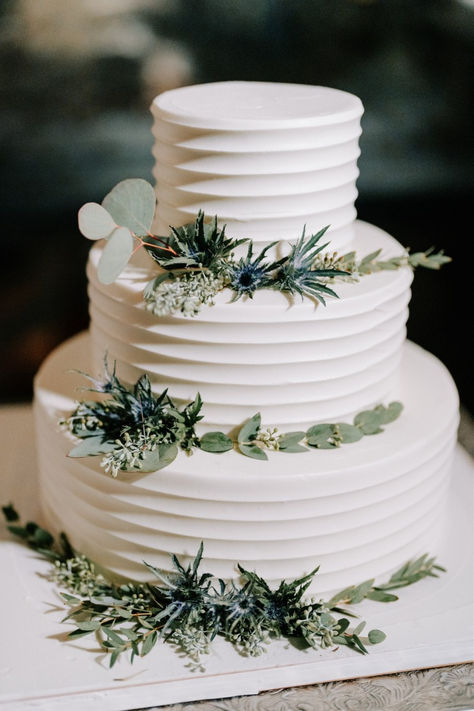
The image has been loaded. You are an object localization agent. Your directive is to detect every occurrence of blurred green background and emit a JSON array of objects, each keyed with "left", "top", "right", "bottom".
[{"left": 1, "top": 0, "right": 473, "bottom": 411}]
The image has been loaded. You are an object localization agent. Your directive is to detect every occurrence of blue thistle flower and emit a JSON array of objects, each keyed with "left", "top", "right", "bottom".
[
  {"left": 274, "top": 225, "right": 350, "bottom": 304},
  {"left": 228, "top": 241, "right": 280, "bottom": 300}
]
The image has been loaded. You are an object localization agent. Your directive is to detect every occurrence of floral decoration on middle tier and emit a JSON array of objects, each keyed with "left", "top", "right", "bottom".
[{"left": 61, "top": 361, "right": 404, "bottom": 477}]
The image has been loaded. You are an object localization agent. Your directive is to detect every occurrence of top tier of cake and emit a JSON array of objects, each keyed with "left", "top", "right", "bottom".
[{"left": 151, "top": 81, "right": 363, "bottom": 251}]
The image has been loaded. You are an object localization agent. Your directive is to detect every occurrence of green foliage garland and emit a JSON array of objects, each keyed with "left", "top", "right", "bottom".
[
  {"left": 62, "top": 363, "right": 403, "bottom": 475},
  {"left": 78, "top": 179, "right": 451, "bottom": 317},
  {"left": 2, "top": 505, "right": 445, "bottom": 671}
]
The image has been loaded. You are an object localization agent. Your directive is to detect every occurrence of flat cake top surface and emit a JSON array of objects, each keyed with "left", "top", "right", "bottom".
[{"left": 151, "top": 81, "right": 363, "bottom": 130}]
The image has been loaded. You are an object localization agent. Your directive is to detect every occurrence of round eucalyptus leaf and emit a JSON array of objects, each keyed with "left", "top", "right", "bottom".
[
  {"left": 97, "top": 227, "right": 134, "bottom": 284},
  {"left": 68, "top": 436, "right": 117, "bottom": 458},
  {"left": 379, "top": 401, "right": 403, "bottom": 424},
  {"left": 336, "top": 423, "right": 363, "bottom": 443},
  {"left": 353, "top": 409, "right": 383, "bottom": 435},
  {"left": 102, "top": 178, "right": 156, "bottom": 236},
  {"left": 200, "top": 432, "right": 233, "bottom": 453},
  {"left": 306, "top": 423, "right": 337, "bottom": 448},
  {"left": 78, "top": 202, "right": 116, "bottom": 240},
  {"left": 368, "top": 629, "right": 386, "bottom": 644},
  {"left": 134, "top": 444, "right": 178, "bottom": 473}
]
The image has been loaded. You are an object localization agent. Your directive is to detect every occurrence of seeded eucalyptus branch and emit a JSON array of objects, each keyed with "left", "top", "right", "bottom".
[
  {"left": 322, "top": 246, "right": 452, "bottom": 279},
  {"left": 2, "top": 504, "right": 445, "bottom": 670},
  {"left": 62, "top": 362, "right": 403, "bottom": 473}
]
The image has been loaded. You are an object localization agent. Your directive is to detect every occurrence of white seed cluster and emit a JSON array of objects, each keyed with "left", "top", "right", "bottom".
[
  {"left": 256, "top": 427, "right": 280, "bottom": 450},
  {"left": 312, "top": 250, "right": 345, "bottom": 271},
  {"left": 100, "top": 427, "right": 175, "bottom": 477},
  {"left": 101, "top": 432, "right": 145, "bottom": 477},
  {"left": 52, "top": 555, "right": 105, "bottom": 596},
  {"left": 145, "top": 271, "right": 224, "bottom": 317},
  {"left": 295, "top": 603, "right": 340, "bottom": 649}
]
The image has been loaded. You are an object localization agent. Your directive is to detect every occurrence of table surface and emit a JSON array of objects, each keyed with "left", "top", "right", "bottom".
[
  {"left": 1, "top": 403, "right": 473, "bottom": 711},
  {"left": 147, "top": 664, "right": 474, "bottom": 710}
]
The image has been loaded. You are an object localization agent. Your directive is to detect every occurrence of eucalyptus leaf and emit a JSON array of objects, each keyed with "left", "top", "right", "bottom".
[
  {"left": 138, "top": 444, "right": 178, "bottom": 472},
  {"left": 278, "top": 443, "right": 308, "bottom": 453},
  {"left": 75, "top": 620, "right": 101, "bottom": 632},
  {"left": 68, "top": 436, "right": 117, "bottom": 458},
  {"left": 353, "top": 621, "right": 366, "bottom": 636},
  {"left": 336, "top": 423, "right": 364, "bottom": 443},
  {"left": 349, "top": 579, "right": 375, "bottom": 604},
  {"left": 337, "top": 618, "right": 350, "bottom": 634},
  {"left": 353, "top": 409, "right": 383, "bottom": 435},
  {"left": 102, "top": 178, "right": 156, "bottom": 236},
  {"left": 200, "top": 432, "right": 234, "bottom": 453},
  {"left": 97, "top": 226, "right": 134, "bottom": 284},
  {"left": 239, "top": 443, "right": 268, "bottom": 460},
  {"left": 141, "top": 630, "right": 158, "bottom": 656},
  {"left": 359, "top": 249, "right": 382, "bottom": 267},
  {"left": 306, "top": 423, "right": 337, "bottom": 448},
  {"left": 78, "top": 202, "right": 116, "bottom": 240},
  {"left": 278, "top": 432, "right": 306, "bottom": 450},
  {"left": 103, "top": 627, "right": 125, "bottom": 646},
  {"left": 366, "top": 590, "right": 398, "bottom": 603},
  {"left": 110, "top": 649, "right": 121, "bottom": 668},
  {"left": 352, "top": 633, "right": 368, "bottom": 654},
  {"left": 368, "top": 629, "right": 386, "bottom": 644},
  {"left": 238, "top": 413, "right": 261, "bottom": 444},
  {"left": 33, "top": 527, "right": 54, "bottom": 546},
  {"left": 376, "top": 401, "right": 403, "bottom": 424}
]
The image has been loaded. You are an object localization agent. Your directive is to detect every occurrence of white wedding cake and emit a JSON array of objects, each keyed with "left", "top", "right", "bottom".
[{"left": 34, "top": 82, "right": 459, "bottom": 594}]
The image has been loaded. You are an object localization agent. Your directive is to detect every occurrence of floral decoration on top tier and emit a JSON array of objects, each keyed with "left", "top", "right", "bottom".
[{"left": 78, "top": 179, "right": 451, "bottom": 318}]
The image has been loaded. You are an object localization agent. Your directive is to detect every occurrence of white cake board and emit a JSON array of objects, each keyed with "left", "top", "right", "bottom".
[{"left": 0, "top": 404, "right": 473, "bottom": 711}]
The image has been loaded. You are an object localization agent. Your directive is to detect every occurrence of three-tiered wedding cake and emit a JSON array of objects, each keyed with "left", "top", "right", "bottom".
[{"left": 34, "top": 82, "right": 459, "bottom": 593}]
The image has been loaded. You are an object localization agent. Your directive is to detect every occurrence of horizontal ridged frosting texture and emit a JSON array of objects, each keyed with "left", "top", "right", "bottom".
[
  {"left": 34, "top": 332, "right": 459, "bottom": 594},
  {"left": 87, "top": 220, "right": 412, "bottom": 432},
  {"left": 151, "top": 81, "right": 363, "bottom": 251}
]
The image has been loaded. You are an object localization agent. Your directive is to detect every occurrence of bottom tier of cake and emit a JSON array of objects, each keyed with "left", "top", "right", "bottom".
[{"left": 34, "top": 332, "right": 459, "bottom": 594}]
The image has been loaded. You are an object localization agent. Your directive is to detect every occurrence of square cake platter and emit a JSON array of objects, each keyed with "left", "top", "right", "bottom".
[{"left": 0, "top": 404, "right": 473, "bottom": 711}]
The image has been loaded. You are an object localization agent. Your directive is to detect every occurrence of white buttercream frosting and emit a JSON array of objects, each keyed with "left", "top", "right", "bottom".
[{"left": 151, "top": 82, "right": 363, "bottom": 250}]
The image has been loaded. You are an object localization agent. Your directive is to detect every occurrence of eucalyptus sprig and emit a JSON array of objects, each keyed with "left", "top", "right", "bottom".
[
  {"left": 332, "top": 246, "right": 451, "bottom": 277},
  {"left": 200, "top": 401, "right": 403, "bottom": 461},
  {"left": 2, "top": 505, "right": 445, "bottom": 670},
  {"left": 63, "top": 363, "right": 403, "bottom": 472}
]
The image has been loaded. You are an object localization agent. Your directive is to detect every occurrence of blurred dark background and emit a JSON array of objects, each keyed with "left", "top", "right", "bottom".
[{"left": 1, "top": 0, "right": 473, "bottom": 412}]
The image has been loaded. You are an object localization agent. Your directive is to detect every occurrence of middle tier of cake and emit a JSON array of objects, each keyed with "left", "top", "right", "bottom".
[
  {"left": 34, "top": 331, "right": 459, "bottom": 595},
  {"left": 87, "top": 220, "right": 413, "bottom": 431}
]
